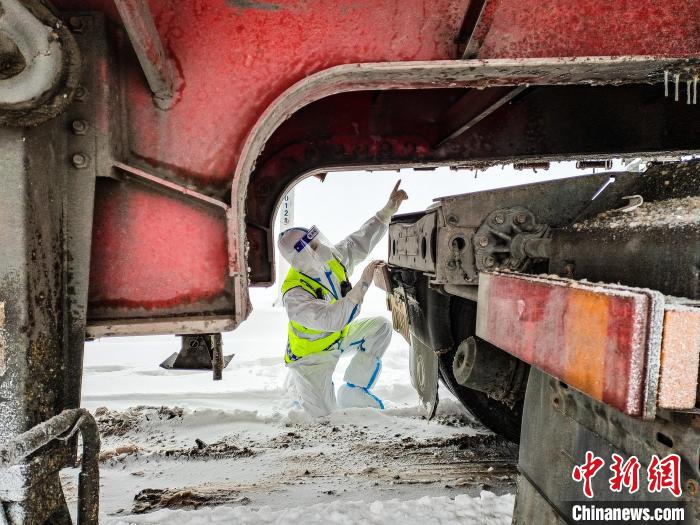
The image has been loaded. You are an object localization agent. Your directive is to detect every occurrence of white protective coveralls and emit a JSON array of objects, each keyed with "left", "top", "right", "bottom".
[{"left": 278, "top": 184, "right": 407, "bottom": 417}]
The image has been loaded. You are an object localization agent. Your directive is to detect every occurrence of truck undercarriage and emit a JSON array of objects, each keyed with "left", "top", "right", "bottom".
[
  {"left": 382, "top": 160, "right": 700, "bottom": 520},
  {"left": 0, "top": 0, "right": 699, "bottom": 523}
]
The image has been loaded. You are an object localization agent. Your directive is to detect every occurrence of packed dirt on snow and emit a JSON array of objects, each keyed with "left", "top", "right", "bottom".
[
  {"left": 132, "top": 487, "right": 252, "bottom": 513},
  {"left": 95, "top": 406, "right": 184, "bottom": 437}
]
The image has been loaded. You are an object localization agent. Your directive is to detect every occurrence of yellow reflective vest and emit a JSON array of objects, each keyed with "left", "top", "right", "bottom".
[{"left": 281, "top": 258, "right": 350, "bottom": 363}]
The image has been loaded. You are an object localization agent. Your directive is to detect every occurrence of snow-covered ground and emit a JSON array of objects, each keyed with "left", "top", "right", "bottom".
[{"left": 68, "top": 287, "right": 518, "bottom": 524}]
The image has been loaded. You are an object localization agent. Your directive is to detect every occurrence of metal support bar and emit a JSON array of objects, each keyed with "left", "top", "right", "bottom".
[
  {"left": 0, "top": 409, "right": 100, "bottom": 525},
  {"left": 443, "top": 284, "right": 479, "bottom": 301},
  {"left": 0, "top": 12, "right": 102, "bottom": 523},
  {"left": 160, "top": 334, "right": 234, "bottom": 378},
  {"left": 114, "top": 0, "right": 179, "bottom": 109},
  {"left": 212, "top": 342, "right": 224, "bottom": 381},
  {"left": 436, "top": 86, "right": 526, "bottom": 146},
  {"left": 114, "top": 161, "right": 229, "bottom": 210},
  {"left": 455, "top": 0, "right": 490, "bottom": 58},
  {"left": 460, "top": 0, "right": 498, "bottom": 58}
]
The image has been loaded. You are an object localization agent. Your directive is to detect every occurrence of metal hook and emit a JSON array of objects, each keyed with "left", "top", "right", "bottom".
[{"left": 616, "top": 195, "right": 644, "bottom": 212}]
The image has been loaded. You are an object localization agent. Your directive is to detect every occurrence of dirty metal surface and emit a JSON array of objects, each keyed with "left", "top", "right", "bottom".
[
  {"left": 86, "top": 315, "right": 235, "bottom": 339},
  {"left": 515, "top": 369, "right": 700, "bottom": 523},
  {"left": 88, "top": 178, "right": 231, "bottom": 319},
  {"left": 552, "top": 196, "right": 700, "bottom": 300},
  {"left": 247, "top": 80, "right": 700, "bottom": 286},
  {"left": 0, "top": 123, "right": 72, "bottom": 524},
  {"left": 54, "top": 0, "right": 470, "bottom": 188},
  {"left": 0, "top": 12, "right": 105, "bottom": 523},
  {"left": 113, "top": 0, "right": 179, "bottom": 109},
  {"left": 0, "top": 409, "right": 100, "bottom": 524},
  {"left": 476, "top": 272, "right": 665, "bottom": 418},
  {"left": 389, "top": 166, "right": 688, "bottom": 284},
  {"left": 0, "top": 0, "right": 81, "bottom": 126},
  {"left": 388, "top": 212, "right": 437, "bottom": 274},
  {"left": 47, "top": 0, "right": 700, "bottom": 190}
]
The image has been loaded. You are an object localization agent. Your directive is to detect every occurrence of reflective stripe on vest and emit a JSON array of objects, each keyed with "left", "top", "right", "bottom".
[{"left": 281, "top": 257, "right": 350, "bottom": 363}]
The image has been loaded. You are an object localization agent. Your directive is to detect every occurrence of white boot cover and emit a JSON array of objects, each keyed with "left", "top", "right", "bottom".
[{"left": 337, "top": 383, "right": 384, "bottom": 409}]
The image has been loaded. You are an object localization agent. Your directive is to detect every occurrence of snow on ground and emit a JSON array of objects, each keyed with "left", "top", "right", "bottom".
[
  {"left": 68, "top": 287, "right": 518, "bottom": 523},
  {"left": 108, "top": 492, "right": 515, "bottom": 525}
]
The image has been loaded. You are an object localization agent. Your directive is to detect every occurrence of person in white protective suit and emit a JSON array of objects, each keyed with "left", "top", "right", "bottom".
[{"left": 277, "top": 181, "right": 408, "bottom": 417}]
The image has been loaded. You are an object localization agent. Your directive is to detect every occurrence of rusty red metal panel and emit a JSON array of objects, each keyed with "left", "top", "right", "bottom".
[
  {"left": 475, "top": 272, "right": 665, "bottom": 418},
  {"left": 56, "top": 0, "right": 470, "bottom": 188},
  {"left": 478, "top": 0, "right": 700, "bottom": 58},
  {"left": 47, "top": 0, "right": 700, "bottom": 331},
  {"left": 88, "top": 180, "right": 229, "bottom": 315}
]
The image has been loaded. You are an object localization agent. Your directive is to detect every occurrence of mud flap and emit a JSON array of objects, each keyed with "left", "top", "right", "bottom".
[{"left": 409, "top": 332, "right": 439, "bottom": 419}]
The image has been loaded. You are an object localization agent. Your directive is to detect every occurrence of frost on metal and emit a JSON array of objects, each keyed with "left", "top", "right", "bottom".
[
  {"left": 657, "top": 304, "right": 700, "bottom": 409},
  {"left": 475, "top": 271, "right": 675, "bottom": 418},
  {"left": 0, "top": 301, "right": 5, "bottom": 377}
]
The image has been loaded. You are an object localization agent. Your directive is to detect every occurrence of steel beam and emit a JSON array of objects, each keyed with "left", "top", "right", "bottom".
[
  {"left": 114, "top": 0, "right": 179, "bottom": 109},
  {"left": 456, "top": 0, "right": 498, "bottom": 58},
  {"left": 436, "top": 86, "right": 526, "bottom": 146},
  {"left": 0, "top": 12, "right": 101, "bottom": 523},
  {"left": 0, "top": 124, "right": 74, "bottom": 525}
]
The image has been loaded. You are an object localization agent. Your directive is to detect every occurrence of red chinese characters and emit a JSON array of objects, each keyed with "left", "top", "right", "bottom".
[
  {"left": 609, "top": 453, "right": 641, "bottom": 494},
  {"left": 572, "top": 451, "right": 606, "bottom": 498},
  {"left": 647, "top": 454, "right": 682, "bottom": 497},
  {"left": 573, "top": 452, "right": 683, "bottom": 498}
]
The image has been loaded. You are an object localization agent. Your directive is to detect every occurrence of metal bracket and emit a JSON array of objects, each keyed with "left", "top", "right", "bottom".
[{"left": 0, "top": 409, "right": 100, "bottom": 525}]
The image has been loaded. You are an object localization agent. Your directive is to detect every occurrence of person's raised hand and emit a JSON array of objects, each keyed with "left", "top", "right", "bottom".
[{"left": 388, "top": 179, "right": 408, "bottom": 209}]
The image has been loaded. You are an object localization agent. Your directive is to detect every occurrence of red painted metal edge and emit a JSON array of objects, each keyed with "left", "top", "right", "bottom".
[{"left": 475, "top": 271, "right": 665, "bottom": 418}]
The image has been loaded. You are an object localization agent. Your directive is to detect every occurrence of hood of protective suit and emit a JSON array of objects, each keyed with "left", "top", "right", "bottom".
[{"left": 278, "top": 227, "right": 335, "bottom": 276}]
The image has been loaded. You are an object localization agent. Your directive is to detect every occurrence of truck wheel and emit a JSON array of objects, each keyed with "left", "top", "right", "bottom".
[{"left": 439, "top": 297, "right": 526, "bottom": 443}]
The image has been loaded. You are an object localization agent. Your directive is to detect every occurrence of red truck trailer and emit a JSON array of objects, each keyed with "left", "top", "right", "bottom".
[{"left": 0, "top": 0, "right": 698, "bottom": 523}]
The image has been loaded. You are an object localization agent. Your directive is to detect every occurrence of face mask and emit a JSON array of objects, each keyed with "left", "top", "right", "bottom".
[
  {"left": 314, "top": 244, "right": 333, "bottom": 264},
  {"left": 290, "top": 226, "right": 340, "bottom": 276}
]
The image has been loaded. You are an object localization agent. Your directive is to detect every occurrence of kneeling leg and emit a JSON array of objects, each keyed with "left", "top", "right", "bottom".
[{"left": 337, "top": 317, "right": 392, "bottom": 409}]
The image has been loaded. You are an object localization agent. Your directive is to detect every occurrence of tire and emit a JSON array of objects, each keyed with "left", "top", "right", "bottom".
[{"left": 438, "top": 296, "right": 526, "bottom": 443}]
